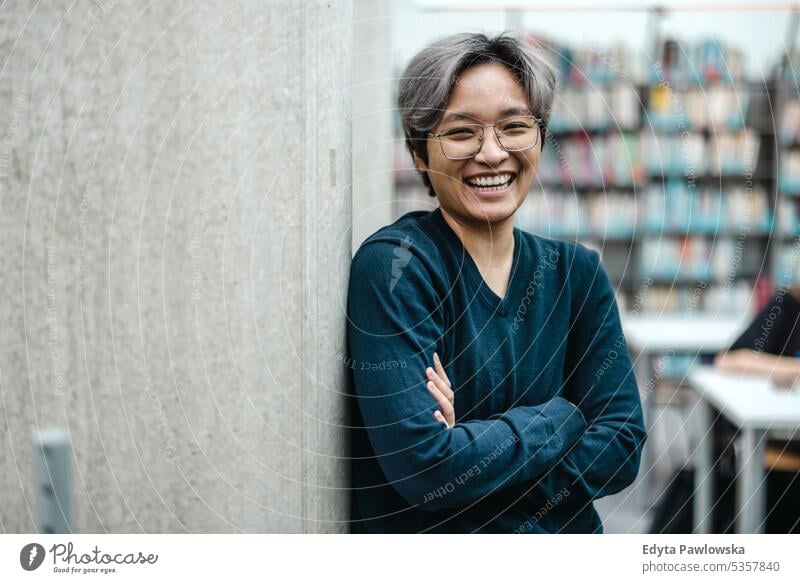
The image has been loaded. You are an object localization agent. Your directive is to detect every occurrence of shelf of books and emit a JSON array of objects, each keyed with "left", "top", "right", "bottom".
[
  {"left": 391, "top": 38, "right": 777, "bottom": 317},
  {"left": 775, "top": 51, "right": 800, "bottom": 289}
]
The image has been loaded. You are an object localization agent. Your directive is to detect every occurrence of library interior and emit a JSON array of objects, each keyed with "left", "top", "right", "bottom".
[{"left": 376, "top": 3, "right": 800, "bottom": 534}]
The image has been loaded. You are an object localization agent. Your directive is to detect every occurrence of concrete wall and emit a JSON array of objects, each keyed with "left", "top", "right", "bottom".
[
  {"left": 0, "top": 0, "right": 351, "bottom": 533},
  {"left": 352, "top": 0, "right": 394, "bottom": 252}
]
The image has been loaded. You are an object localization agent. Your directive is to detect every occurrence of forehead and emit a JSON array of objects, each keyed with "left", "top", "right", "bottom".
[{"left": 443, "top": 62, "right": 530, "bottom": 123}]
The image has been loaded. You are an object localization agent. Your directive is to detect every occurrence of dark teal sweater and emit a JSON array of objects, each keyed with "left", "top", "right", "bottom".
[{"left": 346, "top": 207, "right": 645, "bottom": 533}]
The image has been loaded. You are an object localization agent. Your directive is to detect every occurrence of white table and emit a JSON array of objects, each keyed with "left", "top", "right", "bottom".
[
  {"left": 621, "top": 314, "right": 750, "bottom": 506},
  {"left": 622, "top": 314, "right": 750, "bottom": 355},
  {"left": 688, "top": 365, "right": 800, "bottom": 533}
]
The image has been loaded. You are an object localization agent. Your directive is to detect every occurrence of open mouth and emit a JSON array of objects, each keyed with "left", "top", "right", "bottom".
[{"left": 463, "top": 172, "right": 517, "bottom": 195}]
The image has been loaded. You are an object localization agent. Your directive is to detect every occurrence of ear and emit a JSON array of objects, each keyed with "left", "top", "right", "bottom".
[{"left": 412, "top": 151, "right": 429, "bottom": 174}]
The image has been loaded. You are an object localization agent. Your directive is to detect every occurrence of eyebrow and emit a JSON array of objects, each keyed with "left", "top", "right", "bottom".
[{"left": 441, "top": 106, "right": 533, "bottom": 124}]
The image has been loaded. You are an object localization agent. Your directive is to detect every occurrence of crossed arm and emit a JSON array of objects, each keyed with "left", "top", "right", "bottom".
[
  {"left": 426, "top": 269, "right": 646, "bottom": 509},
  {"left": 348, "top": 240, "right": 645, "bottom": 512}
]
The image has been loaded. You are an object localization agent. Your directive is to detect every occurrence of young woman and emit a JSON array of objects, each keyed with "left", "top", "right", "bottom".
[{"left": 346, "top": 32, "right": 646, "bottom": 533}]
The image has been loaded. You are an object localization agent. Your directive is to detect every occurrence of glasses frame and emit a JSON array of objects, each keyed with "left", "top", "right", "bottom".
[{"left": 428, "top": 115, "right": 543, "bottom": 161}]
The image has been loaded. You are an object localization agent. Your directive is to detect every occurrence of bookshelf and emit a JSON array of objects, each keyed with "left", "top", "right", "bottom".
[
  {"left": 774, "top": 51, "right": 800, "bottom": 288},
  {"left": 527, "top": 39, "right": 774, "bottom": 316}
]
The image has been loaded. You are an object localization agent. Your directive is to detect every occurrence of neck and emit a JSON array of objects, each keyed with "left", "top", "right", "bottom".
[{"left": 439, "top": 208, "right": 515, "bottom": 270}]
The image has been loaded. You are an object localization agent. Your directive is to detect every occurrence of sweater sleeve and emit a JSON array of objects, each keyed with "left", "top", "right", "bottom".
[
  {"left": 347, "top": 238, "right": 587, "bottom": 511},
  {"left": 521, "top": 247, "right": 646, "bottom": 506}
]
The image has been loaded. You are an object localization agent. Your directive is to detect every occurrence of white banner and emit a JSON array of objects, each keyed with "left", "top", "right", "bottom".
[{"left": 1, "top": 534, "right": 798, "bottom": 582}]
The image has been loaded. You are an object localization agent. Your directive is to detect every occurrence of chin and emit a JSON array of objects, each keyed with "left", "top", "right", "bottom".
[{"left": 463, "top": 198, "right": 518, "bottom": 225}]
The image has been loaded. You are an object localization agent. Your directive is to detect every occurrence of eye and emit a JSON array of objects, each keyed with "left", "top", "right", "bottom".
[
  {"left": 500, "top": 120, "right": 534, "bottom": 131},
  {"left": 442, "top": 127, "right": 479, "bottom": 139}
]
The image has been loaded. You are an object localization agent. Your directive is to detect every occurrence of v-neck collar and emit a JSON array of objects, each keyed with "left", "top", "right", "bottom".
[{"left": 430, "top": 207, "right": 525, "bottom": 316}]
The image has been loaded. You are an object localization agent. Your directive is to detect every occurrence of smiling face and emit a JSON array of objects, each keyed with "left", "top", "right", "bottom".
[{"left": 413, "top": 61, "right": 542, "bottom": 228}]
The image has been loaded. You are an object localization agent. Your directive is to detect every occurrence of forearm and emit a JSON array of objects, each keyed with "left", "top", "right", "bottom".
[
  {"left": 715, "top": 349, "right": 800, "bottom": 380},
  {"left": 417, "top": 376, "right": 642, "bottom": 509},
  {"left": 514, "top": 360, "right": 645, "bottom": 506},
  {"left": 358, "top": 393, "right": 587, "bottom": 511},
  {"left": 520, "top": 417, "right": 645, "bottom": 506}
]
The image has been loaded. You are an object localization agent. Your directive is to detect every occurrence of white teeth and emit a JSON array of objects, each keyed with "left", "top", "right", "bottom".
[{"left": 466, "top": 173, "right": 513, "bottom": 187}]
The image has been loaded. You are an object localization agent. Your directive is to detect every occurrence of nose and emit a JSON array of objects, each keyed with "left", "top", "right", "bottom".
[{"left": 473, "top": 127, "right": 508, "bottom": 166}]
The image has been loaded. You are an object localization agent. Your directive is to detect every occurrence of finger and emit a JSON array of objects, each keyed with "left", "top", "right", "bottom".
[
  {"left": 426, "top": 366, "right": 454, "bottom": 404},
  {"left": 434, "top": 410, "right": 450, "bottom": 428},
  {"left": 433, "top": 352, "right": 452, "bottom": 389},
  {"left": 427, "top": 382, "right": 455, "bottom": 425},
  {"left": 427, "top": 381, "right": 454, "bottom": 423},
  {"left": 427, "top": 381, "right": 450, "bottom": 413}
]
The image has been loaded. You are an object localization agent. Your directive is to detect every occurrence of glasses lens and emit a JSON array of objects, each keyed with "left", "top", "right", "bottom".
[
  {"left": 496, "top": 116, "right": 539, "bottom": 151},
  {"left": 439, "top": 125, "right": 482, "bottom": 159}
]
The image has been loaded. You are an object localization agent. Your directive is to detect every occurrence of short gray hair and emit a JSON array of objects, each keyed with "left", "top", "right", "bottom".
[{"left": 397, "top": 31, "right": 557, "bottom": 197}]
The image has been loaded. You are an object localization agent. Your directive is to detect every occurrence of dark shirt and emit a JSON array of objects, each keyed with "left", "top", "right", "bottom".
[
  {"left": 346, "top": 207, "right": 646, "bottom": 533},
  {"left": 729, "top": 291, "right": 800, "bottom": 357}
]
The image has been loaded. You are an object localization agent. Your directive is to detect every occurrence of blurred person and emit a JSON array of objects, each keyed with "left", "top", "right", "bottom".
[
  {"left": 346, "top": 32, "right": 646, "bottom": 533},
  {"left": 711, "top": 285, "right": 800, "bottom": 533},
  {"left": 714, "top": 285, "right": 800, "bottom": 385},
  {"left": 651, "top": 285, "right": 800, "bottom": 534}
]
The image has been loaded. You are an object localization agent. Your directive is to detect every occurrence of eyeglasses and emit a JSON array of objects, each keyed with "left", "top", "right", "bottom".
[{"left": 428, "top": 115, "right": 543, "bottom": 161}]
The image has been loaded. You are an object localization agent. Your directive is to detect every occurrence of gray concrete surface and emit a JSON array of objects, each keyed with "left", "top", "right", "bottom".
[
  {"left": 0, "top": 0, "right": 352, "bottom": 533},
  {"left": 352, "top": 0, "right": 394, "bottom": 252}
]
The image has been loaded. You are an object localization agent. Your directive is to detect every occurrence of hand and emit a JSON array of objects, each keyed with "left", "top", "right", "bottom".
[
  {"left": 715, "top": 349, "right": 800, "bottom": 387},
  {"left": 426, "top": 352, "right": 455, "bottom": 428},
  {"left": 713, "top": 350, "right": 746, "bottom": 370}
]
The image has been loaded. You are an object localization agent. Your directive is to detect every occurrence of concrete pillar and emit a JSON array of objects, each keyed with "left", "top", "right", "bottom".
[
  {"left": 0, "top": 0, "right": 351, "bottom": 533},
  {"left": 352, "top": 0, "right": 394, "bottom": 252}
]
